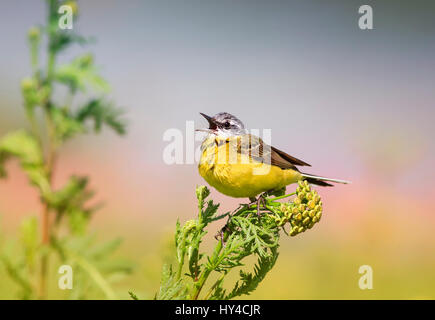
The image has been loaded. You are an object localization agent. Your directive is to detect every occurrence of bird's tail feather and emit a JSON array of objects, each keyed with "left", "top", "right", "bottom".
[{"left": 301, "top": 173, "right": 350, "bottom": 187}]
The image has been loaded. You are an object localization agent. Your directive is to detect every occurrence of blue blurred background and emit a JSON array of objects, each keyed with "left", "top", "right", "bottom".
[{"left": 0, "top": 0, "right": 434, "bottom": 298}]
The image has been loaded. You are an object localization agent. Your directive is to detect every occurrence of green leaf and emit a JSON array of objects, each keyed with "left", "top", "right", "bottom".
[
  {"left": 0, "top": 255, "right": 33, "bottom": 299},
  {"left": 55, "top": 54, "right": 110, "bottom": 93},
  {"left": 0, "top": 130, "right": 50, "bottom": 196},
  {"left": 21, "top": 78, "right": 50, "bottom": 112},
  {"left": 156, "top": 264, "right": 188, "bottom": 300},
  {"left": 76, "top": 99, "right": 127, "bottom": 135},
  {"left": 0, "top": 130, "right": 43, "bottom": 167},
  {"left": 43, "top": 176, "right": 95, "bottom": 234},
  {"left": 87, "top": 238, "right": 123, "bottom": 260},
  {"left": 128, "top": 291, "right": 139, "bottom": 300},
  {"left": 67, "top": 209, "right": 89, "bottom": 235},
  {"left": 45, "top": 176, "right": 89, "bottom": 211},
  {"left": 19, "top": 217, "right": 39, "bottom": 270},
  {"left": 225, "top": 247, "right": 279, "bottom": 300},
  {"left": 50, "top": 107, "right": 85, "bottom": 141},
  {"left": 195, "top": 185, "right": 210, "bottom": 209},
  {"left": 55, "top": 235, "right": 133, "bottom": 300}
]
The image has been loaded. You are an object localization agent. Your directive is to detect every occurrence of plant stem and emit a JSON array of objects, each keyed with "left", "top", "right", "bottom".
[
  {"left": 69, "top": 252, "right": 118, "bottom": 300},
  {"left": 38, "top": 2, "right": 57, "bottom": 298},
  {"left": 38, "top": 116, "right": 57, "bottom": 299},
  {"left": 192, "top": 230, "right": 227, "bottom": 300},
  {"left": 267, "top": 192, "right": 296, "bottom": 201},
  {"left": 192, "top": 240, "right": 222, "bottom": 300},
  {"left": 203, "top": 273, "right": 225, "bottom": 300}
]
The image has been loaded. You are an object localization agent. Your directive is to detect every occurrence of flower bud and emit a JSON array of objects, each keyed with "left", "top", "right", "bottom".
[
  {"left": 285, "top": 181, "right": 323, "bottom": 237},
  {"left": 64, "top": 1, "right": 79, "bottom": 15},
  {"left": 28, "top": 27, "right": 40, "bottom": 42}
]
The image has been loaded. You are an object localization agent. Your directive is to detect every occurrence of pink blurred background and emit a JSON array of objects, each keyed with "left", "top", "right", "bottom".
[{"left": 0, "top": 0, "right": 434, "bottom": 298}]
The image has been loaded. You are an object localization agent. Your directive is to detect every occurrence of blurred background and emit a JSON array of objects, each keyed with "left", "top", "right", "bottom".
[{"left": 0, "top": 0, "right": 434, "bottom": 299}]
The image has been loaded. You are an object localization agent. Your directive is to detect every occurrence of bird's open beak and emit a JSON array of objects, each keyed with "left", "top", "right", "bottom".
[{"left": 196, "top": 113, "right": 217, "bottom": 133}]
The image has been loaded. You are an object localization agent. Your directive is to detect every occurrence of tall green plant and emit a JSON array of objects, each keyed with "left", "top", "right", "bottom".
[
  {"left": 0, "top": 0, "right": 131, "bottom": 299},
  {"left": 136, "top": 180, "right": 323, "bottom": 300}
]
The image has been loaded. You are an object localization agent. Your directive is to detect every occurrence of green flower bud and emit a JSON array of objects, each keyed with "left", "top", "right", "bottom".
[
  {"left": 64, "top": 1, "right": 79, "bottom": 15},
  {"left": 21, "top": 78, "right": 37, "bottom": 90},
  {"left": 195, "top": 185, "right": 210, "bottom": 201},
  {"left": 284, "top": 181, "right": 323, "bottom": 237},
  {"left": 28, "top": 27, "right": 40, "bottom": 42},
  {"left": 308, "top": 200, "right": 315, "bottom": 209},
  {"left": 78, "top": 54, "right": 94, "bottom": 68},
  {"left": 316, "top": 211, "right": 322, "bottom": 220},
  {"left": 182, "top": 219, "right": 197, "bottom": 234}
]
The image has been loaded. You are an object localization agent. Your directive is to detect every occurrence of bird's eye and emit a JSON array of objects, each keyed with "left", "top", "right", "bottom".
[{"left": 224, "top": 121, "right": 231, "bottom": 129}]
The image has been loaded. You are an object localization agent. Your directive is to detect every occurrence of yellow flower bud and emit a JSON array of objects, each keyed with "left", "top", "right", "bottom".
[
  {"left": 64, "top": 1, "right": 78, "bottom": 15},
  {"left": 308, "top": 200, "right": 315, "bottom": 209},
  {"left": 284, "top": 181, "right": 323, "bottom": 237},
  {"left": 21, "top": 78, "right": 36, "bottom": 90},
  {"left": 28, "top": 27, "right": 40, "bottom": 42}
]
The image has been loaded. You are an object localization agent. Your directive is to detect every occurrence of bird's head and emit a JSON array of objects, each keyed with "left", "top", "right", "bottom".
[{"left": 197, "top": 112, "right": 247, "bottom": 138}]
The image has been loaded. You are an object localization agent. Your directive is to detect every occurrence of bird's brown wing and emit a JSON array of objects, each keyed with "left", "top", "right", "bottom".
[
  {"left": 271, "top": 146, "right": 311, "bottom": 167},
  {"left": 236, "top": 134, "right": 310, "bottom": 170}
]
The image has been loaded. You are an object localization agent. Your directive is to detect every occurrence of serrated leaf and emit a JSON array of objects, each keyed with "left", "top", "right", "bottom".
[
  {"left": 76, "top": 99, "right": 127, "bottom": 135},
  {"left": 55, "top": 54, "right": 109, "bottom": 93},
  {"left": 156, "top": 264, "right": 188, "bottom": 300},
  {"left": 129, "top": 291, "right": 139, "bottom": 300},
  {"left": 19, "top": 217, "right": 39, "bottom": 270},
  {"left": 0, "top": 130, "right": 43, "bottom": 166},
  {"left": 50, "top": 107, "right": 85, "bottom": 141},
  {"left": 0, "top": 130, "right": 51, "bottom": 196}
]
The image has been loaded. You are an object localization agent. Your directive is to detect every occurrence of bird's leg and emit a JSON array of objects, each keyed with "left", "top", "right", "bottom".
[
  {"left": 256, "top": 195, "right": 266, "bottom": 218},
  {"left": 248, "top": 194, "right": 266, "bottom": 217},
  {"left": 247, "top": 195, "right": 267, "bottom": 217},
  {"left": 214, "top": 224, "right": 229, "bottom": 247}
]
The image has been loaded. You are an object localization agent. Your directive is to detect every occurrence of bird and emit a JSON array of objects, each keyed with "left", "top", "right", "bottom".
[{"left": 197, "top": 112, "right": 349, "bottom": 201}]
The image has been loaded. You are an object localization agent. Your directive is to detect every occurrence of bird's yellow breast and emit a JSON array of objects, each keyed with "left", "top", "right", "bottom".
[{"left": 198, "top": 136, "right": 301, "bottom": 198}]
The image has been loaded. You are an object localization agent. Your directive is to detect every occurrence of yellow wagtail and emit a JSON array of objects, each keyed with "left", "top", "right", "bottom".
[{"left": 197, "top": 112, "right": 349, "bottom": 202}]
